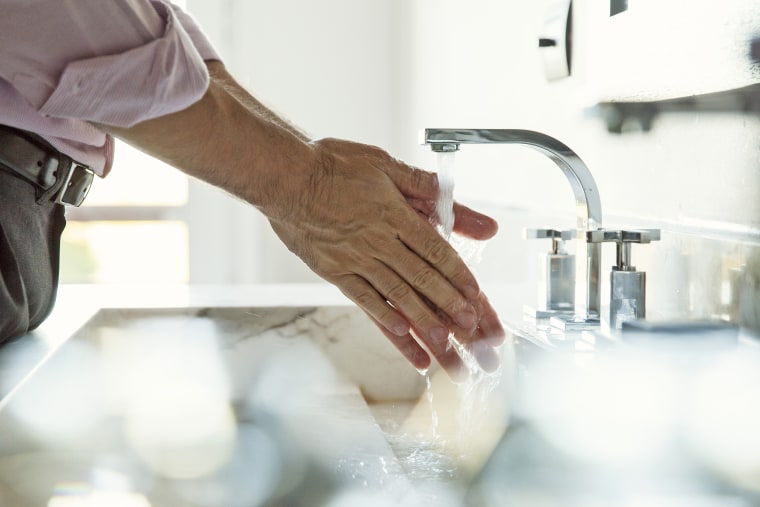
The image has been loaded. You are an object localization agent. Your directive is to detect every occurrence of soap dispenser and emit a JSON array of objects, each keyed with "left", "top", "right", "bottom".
[
  {"left": 524, "top": 228, "right": 576, "bottom": 317},
  {"left": 587, "top": 229, "right": 661, "bottom": 329}
]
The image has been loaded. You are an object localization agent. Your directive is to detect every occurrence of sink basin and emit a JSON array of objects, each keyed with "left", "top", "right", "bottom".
[
  {"left": 0, "top": 304, "right": 512, "bottom": 506},
  {"left": 78, "top": 305, "right": 428, "bottom": 403}
]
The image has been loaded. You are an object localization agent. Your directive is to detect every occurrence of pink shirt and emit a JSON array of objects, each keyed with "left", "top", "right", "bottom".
[{"left": 0, "top": 0, "right": 221, "bottom": 176}]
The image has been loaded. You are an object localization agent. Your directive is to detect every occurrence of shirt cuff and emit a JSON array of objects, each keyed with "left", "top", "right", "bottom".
[
  {"left": 167, "top": 2, "right": 222, "bottom": 63},
  {"left": 39, "top": 1, "right": 210, "bottom": 128}
]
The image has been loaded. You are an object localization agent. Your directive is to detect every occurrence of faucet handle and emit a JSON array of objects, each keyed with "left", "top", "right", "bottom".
[
  {"left": 620, "top": 229, "right": 661, "bottom": 244},
  {"left": 525, "top": 228, "right": 575, "bottom": 239},
  {"left": 586, "top": 228, "right": 661, "bottom": 270},
  {"left": 525, "top": 228, "right": 575, "bottom": 254},
  {"left": 586, "top": 228, "right": 660, "bottom": 243},
  {"left": 524, "top": 228, "right": 576, "bottom": 314},
  {"left": 586, "top": 228, "right": 662, "bottom": 329}
]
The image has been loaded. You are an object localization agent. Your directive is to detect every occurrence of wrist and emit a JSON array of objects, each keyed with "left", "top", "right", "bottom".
[{"left": 246, "top": 131, "right": 321, "bottom": 223}]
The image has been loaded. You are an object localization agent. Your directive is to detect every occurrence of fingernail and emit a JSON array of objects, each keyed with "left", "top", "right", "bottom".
[
  {"left": 392, "top": 322, "right": 409, "bottom": 336},
  {"left": 413, "top": 349, "right": 432, "bottom": 369},
  {"left": 456, "top": 310, "right": 477, "bottom": 328},
  {"left": 473, "top": 341, "right": 501, "bottom": 373},
  {"left": 463, "top": 284, "right": 479, "bottom": 299}
]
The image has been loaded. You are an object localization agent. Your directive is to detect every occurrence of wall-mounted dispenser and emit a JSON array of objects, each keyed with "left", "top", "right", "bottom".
[
  {"left": 610, "top": 0, "right": 628, "bottom": 16},
  {"left": 538, "top": 0, "right": 572, "bottom": 81}
]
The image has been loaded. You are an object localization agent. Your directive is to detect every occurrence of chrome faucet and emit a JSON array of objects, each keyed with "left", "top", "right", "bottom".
[{"left": 421, "top": 128, "right": 603, "bottom": 323}]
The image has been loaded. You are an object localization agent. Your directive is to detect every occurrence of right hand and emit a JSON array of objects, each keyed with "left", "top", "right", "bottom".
[{"left": 267, "top": 138, "right": 505, "bottom": 381}]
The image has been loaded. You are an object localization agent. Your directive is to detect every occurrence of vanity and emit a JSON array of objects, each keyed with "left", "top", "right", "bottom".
[
  {"left": 0, "top": 284, "right": 514, "bottom": 507},
  {"left": 1, "top": 283, "right": 759, "bottom": 506}
]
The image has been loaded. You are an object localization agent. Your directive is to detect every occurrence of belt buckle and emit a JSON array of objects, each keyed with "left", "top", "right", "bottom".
[{"left": 54, "top": 162, "right": 94, "bottom": 207}]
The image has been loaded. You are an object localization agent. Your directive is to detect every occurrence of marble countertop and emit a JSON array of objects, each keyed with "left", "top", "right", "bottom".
[
  {"left": 2, "top": 283, "right": 759, "bottom": 505},
  {"left": 0, "top": 283, "right": 353, "bottom": 406},
  {"left": 0, "top": 283, "right": 468, "bottom": 506},
  {"left": 0, "top": 281, "right": 527, "bottom": 408}
]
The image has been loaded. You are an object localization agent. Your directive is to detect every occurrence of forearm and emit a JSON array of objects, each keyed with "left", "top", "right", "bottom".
[
  {"left": 207, "top": 63, "right": 310, "bottom": 143},
  {"left": 98, "top": 61, "right": 314, "bottom": 221}
]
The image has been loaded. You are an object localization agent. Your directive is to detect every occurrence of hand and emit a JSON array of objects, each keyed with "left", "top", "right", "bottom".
[
  {"left": 267, "top": 138, "right": 505, "bottom": 380},
  {"left": 100, "top": 61, "right": 504, "bottom": 380}
]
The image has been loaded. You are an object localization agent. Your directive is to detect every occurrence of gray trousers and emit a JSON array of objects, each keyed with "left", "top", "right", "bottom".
[{"left": 0, "top": 168, "right": 65, "bottom": 343}]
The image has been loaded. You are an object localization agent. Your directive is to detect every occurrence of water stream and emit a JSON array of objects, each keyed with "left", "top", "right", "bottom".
[
  {"left": 411, "top": 153, "right": 505, "bottom": 454},
  {"left": 435, "top": 152, "right": 457, "bottom": 240}
]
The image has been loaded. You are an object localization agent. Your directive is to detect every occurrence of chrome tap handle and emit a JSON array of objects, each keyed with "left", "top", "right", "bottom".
[
  {"left": 587, "top": 228, "right": 661, "bottom": 270},
  {"left": 587, "top": 228, "right": 661, "bottom": 329},
  {"left": 525, "top": 228, "right": 575, "bottom": 239},
  {"left": 524, "top": 228, "right": 575, "bottom": 254},
  {"left": 524, "top": 228, "right": 576, "bottom": 313},
  {"left": 586, "top": 228, "right": 661, "bottom": 244},
  {"left": 621, "top": 229, "right": 661, "bottom": 243}
]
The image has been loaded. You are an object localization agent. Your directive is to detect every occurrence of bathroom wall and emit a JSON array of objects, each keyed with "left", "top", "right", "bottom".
[
  {"left": 185, "top": 0, "right": 759, "bottom": 331},
  {"left": 389, "top": 0, "right": 760, "bottom": 331},
  {"left": 185, "top": 0, "right": 398, "bottom": 284}
]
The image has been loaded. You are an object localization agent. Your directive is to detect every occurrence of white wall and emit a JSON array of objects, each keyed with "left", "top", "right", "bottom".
[
  {"left": 185, "top": 0, "right": 398, "bottom": 283},
  {"left": 184, "top": 0, "right": 582, "bottom": 284},
  {"left": 184, "top": 0, "right": 760, "bottom": 330},
  {"left": 392, "top": 0, "right": 760, "bottom": 327}
]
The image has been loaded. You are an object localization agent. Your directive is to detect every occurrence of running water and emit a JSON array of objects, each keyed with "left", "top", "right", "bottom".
[
  {"left": 382, "top": 154, "right": 508, "bottom": 498},
  {"left": 425, "top": 374, "right": 438, "bottom": 430},
  {"left": 435, "top": 152, "right": 456, "bottom": 240},
  {"left": 427, "top": 152, "right": 503, "bottom": 428},
  {"left": 435, "top": 152, "right": 486, "bottom": 266}
]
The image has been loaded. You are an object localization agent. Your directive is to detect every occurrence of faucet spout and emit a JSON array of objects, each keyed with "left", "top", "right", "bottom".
[{"left": 422, "top": 128, "right": 602, "bottom": 321}]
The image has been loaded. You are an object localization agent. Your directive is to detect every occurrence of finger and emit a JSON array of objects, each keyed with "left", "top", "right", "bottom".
[
  {"left": 423, "top": 293, "right": 504, "bottom": 374},
  {"left": 449, "top": 315, "right": 504, "bottom": 374},
  {"left": 372, "top": 158, "right": 439, "bottom": 202},
  {"left": 449, "top": 292, "right": 505, "bottom": 348},
  {"left": 405, "top": 199, "right": 499, "bottom": 242},
  {"left": 343, "top": 265, "right": 463, "bottom": 377},
  {"left": 366, "top": 315, "right": 431, "bottom": 371},
  {"left": 472, "top": 293, "right": 506, "bottom": 347},
  {"left": 333, "top": 141, "right": 496, "bottom": 241},
  {"left": 469, "top": 339, "right": 502, "bottom": 373},
  {"left": 411, "top": 325, "right": 469, "bottom": 383},
  {"left": 337, "top": 274, "right": 410, "bottom": 337},
  {"left": 405, "top": 197, "right": 436, "bottom": 218},
  {"left": 397, "top": 223, "right": 481, "bottom": 302},
  {"left": 452, "top": 203, "right": 499, "bottom": 240},
  {"left": 364, "top": 260, "right": 455, "bottom": 350},
  {"left": 376, "top": 154, "right": 498, "bottom": 241},
  {"left": 344, "top": 255, "right": 471, "bottom": 380},
  {"left": 379, "top": 246, "right": 479, "bottom": 331}
]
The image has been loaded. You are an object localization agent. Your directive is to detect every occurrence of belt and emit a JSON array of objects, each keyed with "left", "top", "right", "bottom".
[{"left": 0, "top": 126, "right": 94, "bottom": 207}]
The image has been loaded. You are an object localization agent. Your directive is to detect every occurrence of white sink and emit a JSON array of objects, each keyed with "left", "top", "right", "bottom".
[{"left": 0, "top": 301, "right": 513, "bottom": 506}]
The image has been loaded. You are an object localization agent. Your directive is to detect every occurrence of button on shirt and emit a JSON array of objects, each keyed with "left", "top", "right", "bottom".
[{"left": 0, "top": 0, "right": 221, "bottom": 176}]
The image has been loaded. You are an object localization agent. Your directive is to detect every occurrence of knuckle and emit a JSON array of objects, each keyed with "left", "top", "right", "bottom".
[
  {"left": 373, "top": 305, "right": 397, "bottom": 326},
  {"left": 411, "top": 268, "right": 437, "bottom": 291},
  {"left": 409, "top": 165, "right": 426, "bottom": 188},
  {"left": 353, "top": 289, "right": 379, "bottom": 310},
  {"left": 424, "top": 240, "right": 451, "bottom": 266},
  {"left": 439, "top": 294, "right": 461, "bottom": 314},
  {"left": 385, "top": 281, "right": 413, "bottom": 304},
  {"left": 382, "top": 203, "right": 411, "bottom": 227}
]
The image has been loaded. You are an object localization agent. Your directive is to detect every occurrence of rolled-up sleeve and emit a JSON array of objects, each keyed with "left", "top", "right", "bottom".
[
  {"left": 168, "top": 3, "right": 221, "bottom": 64},
  {"left": 0, "top": 0, "right": 220, "bottom": 128}
]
